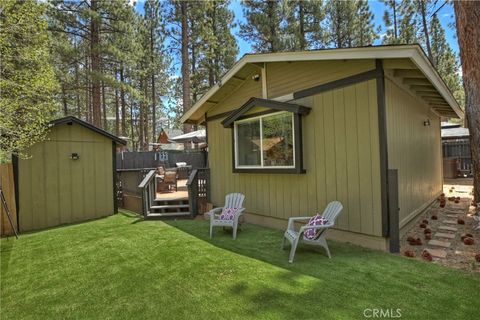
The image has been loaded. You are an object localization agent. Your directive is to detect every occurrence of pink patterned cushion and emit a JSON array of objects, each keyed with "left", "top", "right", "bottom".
[
  {"left": 303, "top": 214, "right": 329, "bottom": 239},
  {"left": 219, "top": 208, "right": 238, "bottom": 220}
]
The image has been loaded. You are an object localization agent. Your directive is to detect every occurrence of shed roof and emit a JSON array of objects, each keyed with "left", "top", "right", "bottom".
[
  {"left": 51, "top": 116, "right": 127, "bottom": 145},
  {"left": 441, "top": 125, "right": 470, "bottom": 140},
  {"left": 180, "top": 45, "right": 462, "bottom": 124}
]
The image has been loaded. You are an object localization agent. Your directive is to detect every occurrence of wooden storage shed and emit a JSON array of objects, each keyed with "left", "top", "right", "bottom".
[
  {"left": 13, "top": 116, "right": 126, "bottom": 232},
  {"left": 180, "top": 45, "right": 463, "bottom": 252}
]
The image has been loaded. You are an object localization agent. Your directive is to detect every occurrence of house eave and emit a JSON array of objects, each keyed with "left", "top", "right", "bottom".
[{"left": 180, "top": 45, "right": 462, "bottom": 123}]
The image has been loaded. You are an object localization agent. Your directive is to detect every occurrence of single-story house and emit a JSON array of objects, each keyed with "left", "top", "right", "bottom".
[
  {"left": 13, "top": 116, "right": 126, "bottom": 232},
  {"left": 180, "top": 44, "right": 462, "bottom": 252}
]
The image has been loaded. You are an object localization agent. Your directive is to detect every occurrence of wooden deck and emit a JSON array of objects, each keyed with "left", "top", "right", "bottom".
[{"left": 155, "top": 179, "right": 188, "bottom": 201}]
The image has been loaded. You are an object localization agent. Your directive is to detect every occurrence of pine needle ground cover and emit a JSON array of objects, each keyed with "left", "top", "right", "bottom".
[{"left": 1, "top": 211, "right": 478, "bottom": 319}]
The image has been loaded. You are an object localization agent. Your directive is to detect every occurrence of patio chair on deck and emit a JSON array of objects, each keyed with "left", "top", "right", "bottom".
[
  {"left": 283, "top": 201, "right": 343, "bottom": 263},
  {"left": 163, "top": 170, "right": 178, "bottom": 192},
  {"left": 207, "top": 193, "right": 245, "bottom": 240}
]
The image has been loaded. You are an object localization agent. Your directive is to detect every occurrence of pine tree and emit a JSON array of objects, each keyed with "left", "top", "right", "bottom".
[
  {"left": 201, "top": 0, "right": 238, "bottom": 87},
  {"left": 381, "top": 0, "right": 399, "bottom": 44},
  {"left": 415, "top": 0, "right": 433, "bottom": 60},
  {"left": 240, "top": 0, "right": 285, "bottom": 52},
  {"left": 429, "top": 14, "right": 462, "bottom": 104},
  {"left": 144, "top": 0, "right": 171, "bottom": 142},
  {"left": 353, "top": 0, "right": 377, "bottom": 47},
  {"left": 283, "top": 0, "right": 326, "bottom": 50},
  {"left": 397, "top": 0, "right": 418, "bottom": 44},
  {"left": 324, "top": 0, "right": 357, "bottom": 48},
  {"left": 0, "top": 0, "right": 59, "bottom": 160}
]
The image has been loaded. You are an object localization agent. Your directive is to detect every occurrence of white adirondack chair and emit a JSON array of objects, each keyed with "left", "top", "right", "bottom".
[
  {"left": 207, "top": 193, "right": 246, "bottom": 240},
  {"left": 282, "top": 201, "right": 343, "bottom": 263}
]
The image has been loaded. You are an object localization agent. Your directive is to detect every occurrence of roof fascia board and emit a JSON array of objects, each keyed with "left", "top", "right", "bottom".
[{"left": 410, "top": 49, "right": 463, "bottom": 118}]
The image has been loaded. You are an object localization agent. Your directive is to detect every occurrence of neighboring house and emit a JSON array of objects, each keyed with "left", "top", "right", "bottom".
[
  {"left": 151, "top": 128, "right": 184, "bottom": 151},
  {"left": 13, "top": 116, "right": 126, "bottom": 232},
  {"left": 180, "top": 45, "right": 462, "bottom": 252},
  {"left": 441, "top": 122, "right": 471, "bottom": 177}
]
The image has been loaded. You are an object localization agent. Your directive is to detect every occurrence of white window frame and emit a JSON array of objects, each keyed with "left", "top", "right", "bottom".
[{"left": 234, "top": 111, "right": 296, "bottom": 169}]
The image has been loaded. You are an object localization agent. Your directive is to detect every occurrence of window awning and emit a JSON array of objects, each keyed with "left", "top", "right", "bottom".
[{"left": 221, "top": 97, "right": 311, "bottom": 128}]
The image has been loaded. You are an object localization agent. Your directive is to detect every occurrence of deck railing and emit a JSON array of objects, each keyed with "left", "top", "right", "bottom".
[
  {"left": 186, "top": 168, "right": 210, "bottom": 216},
  {"left": 138, "top": 169, "right": 156, "bottom": 217}
]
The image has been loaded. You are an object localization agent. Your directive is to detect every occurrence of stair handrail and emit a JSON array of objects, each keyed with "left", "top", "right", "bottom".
[
  {"left": 138, "top": 169, "right": 157, "bottom": 217},
  {"left": 138, "top": 169, "right": 156, "bottom": 188}
]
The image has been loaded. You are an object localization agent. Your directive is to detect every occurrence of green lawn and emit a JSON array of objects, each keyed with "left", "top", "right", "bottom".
[{"left": 1, "top": 212, "right": 479, "bottom": 319}]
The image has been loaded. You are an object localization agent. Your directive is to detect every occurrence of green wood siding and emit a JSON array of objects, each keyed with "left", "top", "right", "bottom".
[
  {"left": 207, "top": 78, "right": 383, "bottom": 237},
  {"left": 385, "top": 79, "right": 442, "bottom": 227},
  {"left": 266, "top": 59, "right": 375, "bottom": 98},
  {"left": 18, "top": 123, "right": 114, "bottom": 232}
]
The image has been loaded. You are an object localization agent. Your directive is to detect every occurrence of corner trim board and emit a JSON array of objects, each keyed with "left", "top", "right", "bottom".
[
  {"left": 375, "top": 59, "right": 390, "bottom": 237},
  {"left": 112, "top": 141, "right": 118, "bottom": 214}
]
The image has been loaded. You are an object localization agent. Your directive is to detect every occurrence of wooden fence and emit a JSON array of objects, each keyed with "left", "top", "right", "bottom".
[
  {"left": 442, "top": 139, "right": 472, "bottom": 176},
  {"left": 116, "top": 150, "right": 207, "bottom": 170},
  {"left": 0, "top": 163, "right": 17, "bottom": 236}
]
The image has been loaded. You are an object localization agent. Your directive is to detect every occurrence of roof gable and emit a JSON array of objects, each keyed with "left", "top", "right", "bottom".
[
  {"left": 221, "top": 98, "right": 311, "bottom": 128},
  {"left": 51, "top": 116, "right": 127, "bottom": 145}
]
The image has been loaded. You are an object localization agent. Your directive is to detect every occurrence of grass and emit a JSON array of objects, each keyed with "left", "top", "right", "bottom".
[{"left": 1, "top": 211, "right": 479, "bottom": 320}]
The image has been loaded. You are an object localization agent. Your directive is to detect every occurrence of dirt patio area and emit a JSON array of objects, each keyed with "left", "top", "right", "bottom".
[{"left": 400, "top": 178, "right": 479, "bottom": 273}]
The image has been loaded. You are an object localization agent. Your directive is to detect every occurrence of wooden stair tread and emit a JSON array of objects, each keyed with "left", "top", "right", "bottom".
[
  {"left": 150, "top": 204, "right": 190, "bottom": 210},
  {"left": 146, "top": 212, "right": 191, "bottom": 218}
]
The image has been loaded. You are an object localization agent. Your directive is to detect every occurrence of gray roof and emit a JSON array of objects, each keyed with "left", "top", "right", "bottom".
[
  {"left": 51, "top": 116, "right": 127, "bottom": 145},
  {"left": 441, "top": 125, "right": 469, "bottom": 139}
]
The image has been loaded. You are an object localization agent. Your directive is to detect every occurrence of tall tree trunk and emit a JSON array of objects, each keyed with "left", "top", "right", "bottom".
[
  {"left": 130, "top": 102, "right": 135, "bottom": 151},
  {"left": 454, "top": 1, "right": 480, "bottom": 202},
  {"left": 75, "top": 62, "right": 81, "bottom": 117},
  {"left": 85, "top": 54, "right": 91, "bottom": 122},
  {"left": 144, "top": 82, "right": 149, "bottom": 150},
  {"left": 191, "top": 30, "right": 197, "bottom": 103},
  {"left": 61, "top": 84, "right": 68, "bottom": 116},
  {"left": 102, "top": 80, "right": 107, "bottom": 130},
  {"left": 298, "top": 1, "right": 306, "bottom": 50},
  {"left": 208, "top": 5, "right": 216, "bottom": 87},
  {"left": 267, "top": 0, "right": 276, "bottom": 52},
  {"left": 393, "top": 0, "right": 398, "bottom": 40},
  {"left": 181, "top": 1, "right": 192, "bottom": 133},
  {"left": 115, "top": 77, "right": 120, "bottom": 137},
  {"left": 150, "top": 23, "right": 157, "bottom": 142},
  {"left": 90, "top": 0, "right": 102, "bottom": 127},
  {"left": 420, "top": 1, "right": 433, "bottom": 63},
  {"left": 120, "top": 65, "right": 126, "bottom": 136}
]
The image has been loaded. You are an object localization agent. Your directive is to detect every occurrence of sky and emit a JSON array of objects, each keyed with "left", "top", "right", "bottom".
[{"left": 133, "top": 0, "right": 459, "bottom": 59}]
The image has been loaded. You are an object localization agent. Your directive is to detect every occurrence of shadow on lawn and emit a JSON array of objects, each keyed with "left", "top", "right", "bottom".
[
  {"left": 156, "top": 219, "right": 479, "bottom": 319},
  {"left": 156, "top": 219, "right": 379, "bottom": 319}
]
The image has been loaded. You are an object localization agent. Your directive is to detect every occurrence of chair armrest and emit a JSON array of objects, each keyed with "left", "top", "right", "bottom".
[
  {"left": 299, "top": 223, "right": 334, "bottom": 233},
  {"left": 234, "top": 208, "right": 246, "bottom": 221},
  {"left": 287, "top": 216, "right": 311, "bottom": 230},
  {"left": 207, "top": 207, "right": 223, "bottom": 219}
]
